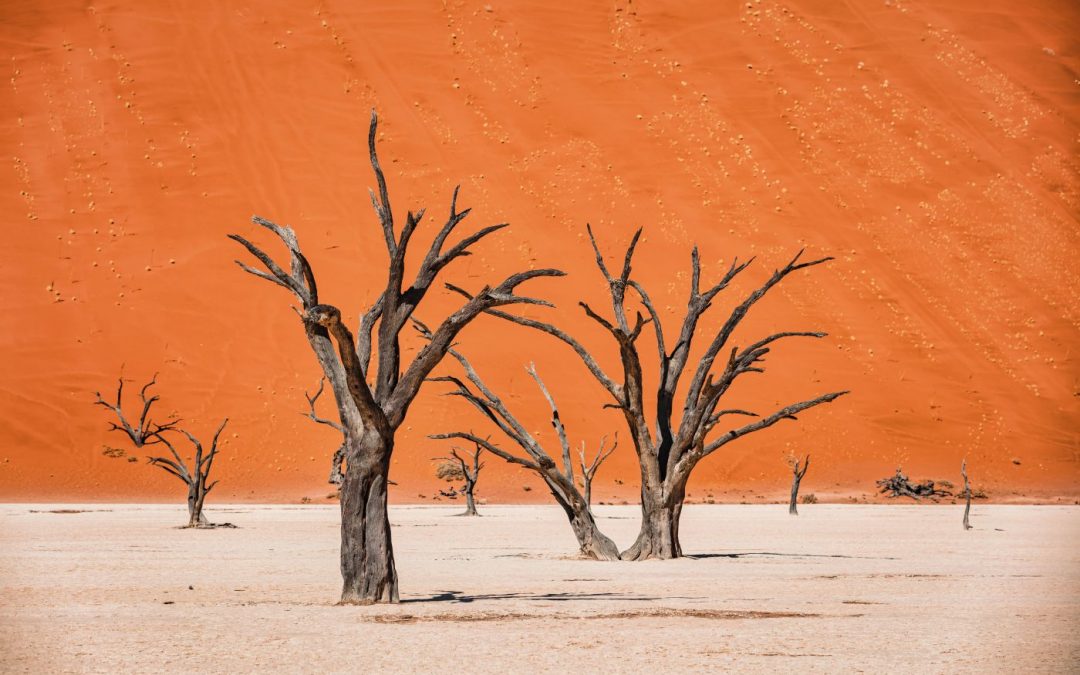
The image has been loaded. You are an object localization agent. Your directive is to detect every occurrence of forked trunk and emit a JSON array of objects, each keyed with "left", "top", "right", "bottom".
[{"left": 339, "top": 432, "right": 398, "bottom": 604}]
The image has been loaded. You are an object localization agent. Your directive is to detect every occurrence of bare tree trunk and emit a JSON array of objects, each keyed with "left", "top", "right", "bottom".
[
  {"left": 622, "top": 487, "right": 681, "bottom": 560},
  {"left": 624, "top": 503, "right": 680, "bottom": 560},
  {"left": 532, "top": 471, "right": 618, "bottom": 560},
  {"left": 339, "top": 432, "right": 398, "bottom": 604},
  {"left": 582, "top": 480, "right": 592, "bottom": 515},
  {"left": 568, "top": 508, "right": 620, "bottom": 560},
  {"left": 546, "top": 488, "right": 619, "bottom": 560},
  {"left": 187, "top": 489, "right": 209, "bottom": 527},
  {"left": 961, "top": 459, "right": 972, "bottom": 531},
  {"left": 186, "top": 488, "right": 207, "bottom": 527},
  {"left": 462, "top": 478, "right": 478, "bottom": 516},
  {"left": 789, "top": 455, "right": 809, "bottom": 515}
]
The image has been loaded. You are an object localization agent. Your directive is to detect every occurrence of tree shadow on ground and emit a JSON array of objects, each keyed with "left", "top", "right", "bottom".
[
  {"left": 686, "top": 551, "right": 898, "bottom": 560},
  {"left": 403, "top": 590, "right": 698, "bottom": 604}
]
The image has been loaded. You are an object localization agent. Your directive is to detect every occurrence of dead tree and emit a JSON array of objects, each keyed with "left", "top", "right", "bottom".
[
  {"left": 431, "top": 350, "right": 622, "bottom": 560},
  {"left": 304, "top": 379, "right": 347, "bottom": 485},
  {"left": 93, "top": 373, "right": 178, "bottom": 447},
  {"left": 459, "top": 226, "right": 847, "bottom": 559},
  {"left": 788, "top": 454, "right": 810, "bottom": 515},
  {"left": 876, "top": 467, "right": 950, "bottom": 500},
  {"left": 148, "top": 420, "right": 228, "bottom": 527},
  {"left": 94, "top": 374, "right": 224, "bottom": 526},
  {"left": 434, "top": 444, "right": 484, "bottom": 516},
  {"left": 230, "top": 111, "right": 562, "bottom": 604},
  {"left": 961, "top": 459, "right": 972, "bottom": 530},
  {"left": 579, "top": 435, "right": 616, "bottom": 515}
]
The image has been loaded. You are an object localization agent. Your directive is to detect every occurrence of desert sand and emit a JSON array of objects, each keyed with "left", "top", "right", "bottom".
[
  {"left": 1, "top": 1, "right": 1078, "bottom": 504},
  {"left": 1, "top": 504, "right": 1077, "bottom": 672}
]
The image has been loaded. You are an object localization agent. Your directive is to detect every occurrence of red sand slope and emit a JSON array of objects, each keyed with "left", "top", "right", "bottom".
[{"left": 2, "top": 0, "right": 1077, "bottom": 504}]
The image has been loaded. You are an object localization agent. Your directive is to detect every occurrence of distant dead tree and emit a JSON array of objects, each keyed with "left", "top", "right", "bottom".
[
  {"left": 876, "top": 467, "right": 950, "bottom": 500},
  {"left": 434, "top": 443, "right": 484, "bottom": 516},
  {"left": 578, "top": 435, "right": 616, "bottom": 515},
  {"left": 788, "top": 454, "right": 810, "bottom": 515},
  {"left": 961, "top": 459, "right": 972, "bottom": 530},
  {"left": 94, "top": 373, "right": 228, "bottom": 527},
  {"left": 93, "top": 373, "right": 178, "bottom": 447},
  {"left": 431, "top": 350, "right": 622, "bottom": 560},
  {"left": 230, "top": 111, "right": 562, "bottom": 604},
  {"left": 148, "top": 420, "right": 229, "bottom": 528},
  {"left": 304, "top": 379, "right": 347, "bottom": 486},
  {"left": 459, "top": 226, "right": 847, "bottom": 559}
]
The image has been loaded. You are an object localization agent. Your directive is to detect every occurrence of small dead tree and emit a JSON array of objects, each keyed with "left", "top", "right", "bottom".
[
  {"left": 788, "top": 454, "right": 810, "bottom": 515},
  {"left": 304, "top": 379, "right": 347, "bottom": 486},
  {"left": 961, "top": 459, "right": 972, "bottom": 530},
  {"left": 148, "top": 420, "right": 229, "bottom": 528},
  {"left": 230, "top": 111, "right": 562, "bottom": 604},
  {"left": 876, "top": 467, "right": 950, "bottom": 500},
  {"left": 461, "top": 226, "right": 847, "bottom": 559},
  {"left": 434, "top": 444, "right": 484, "bottom": 516},
  {"left": 578, "top": 435, "right": 616, "bottom": 515},
  {"left": 93, "top": 373, "right": 178, "bottom": 447},
  {"left": 431, "top": 349, "right": 622, "bottom": 560},
  {"left": 95, "top": 374, "right": 229, "bottom": 526}
]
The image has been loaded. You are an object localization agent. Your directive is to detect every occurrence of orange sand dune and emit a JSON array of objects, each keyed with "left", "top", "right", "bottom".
[{"left": 2, "top": 0, "right": 1077, "bottom": 504}]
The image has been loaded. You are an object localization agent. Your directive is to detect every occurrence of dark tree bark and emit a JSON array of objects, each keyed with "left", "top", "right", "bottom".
[
  {"left": 230, "top": 111, "right": 562, "bottom": 604},
  {"left": 961, "top": 459, "right": 972, "bottom": 530},
  {"left": 431, "top": 349, "right": 621, "bottom": 561},
  {"left": 94, "top": 374, "right": 227, "bottom": 527},
  {"left": 466, "top": 227, "right": 847, "bottom": 560},
  {"left": 93, "top": 373, "right": 178, "bottom": 447},
  {"left": 436, "top": 444, "right": 484, "bottom": 516},
  {"left": 788, "top": 454, "right": 810, "bottom": 515},
  {"left": 876, "top": 467, "right": 950, "bottom": 500},
  {"left": 578, "top": 435, "right": 616, "bottom": 515},
  {"left": 148, "top": 420, "right": 229, "bottom": 528}
]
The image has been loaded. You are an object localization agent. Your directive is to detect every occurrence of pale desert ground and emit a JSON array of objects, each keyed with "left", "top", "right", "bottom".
[{"left": 1, "top": 504, "right": 1077, "bottom": 673}]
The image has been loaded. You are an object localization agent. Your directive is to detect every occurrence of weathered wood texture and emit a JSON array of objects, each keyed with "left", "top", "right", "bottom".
[
  {"left": 231, "top": 111, "right": 562, "bottom": 603},
  {"left": 876, "top": 468, "right": 951, "bottom": 500},
  {"left": 432, "top": 350, "right": 621, "bottom": 560},
  {"left": 478, "top": 226, "right": 846, "bottom": 559}
]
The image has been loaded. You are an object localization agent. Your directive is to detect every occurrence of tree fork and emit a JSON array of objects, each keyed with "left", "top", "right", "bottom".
[
  {"left": 480, "top": 225, "right": 846, "bottom": 559},
  {"left": 232, "top": 110, "right": 561, "bottom": 603},
  {"left": 432, "top": 349, "right": 621, "bottom": 560}
]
